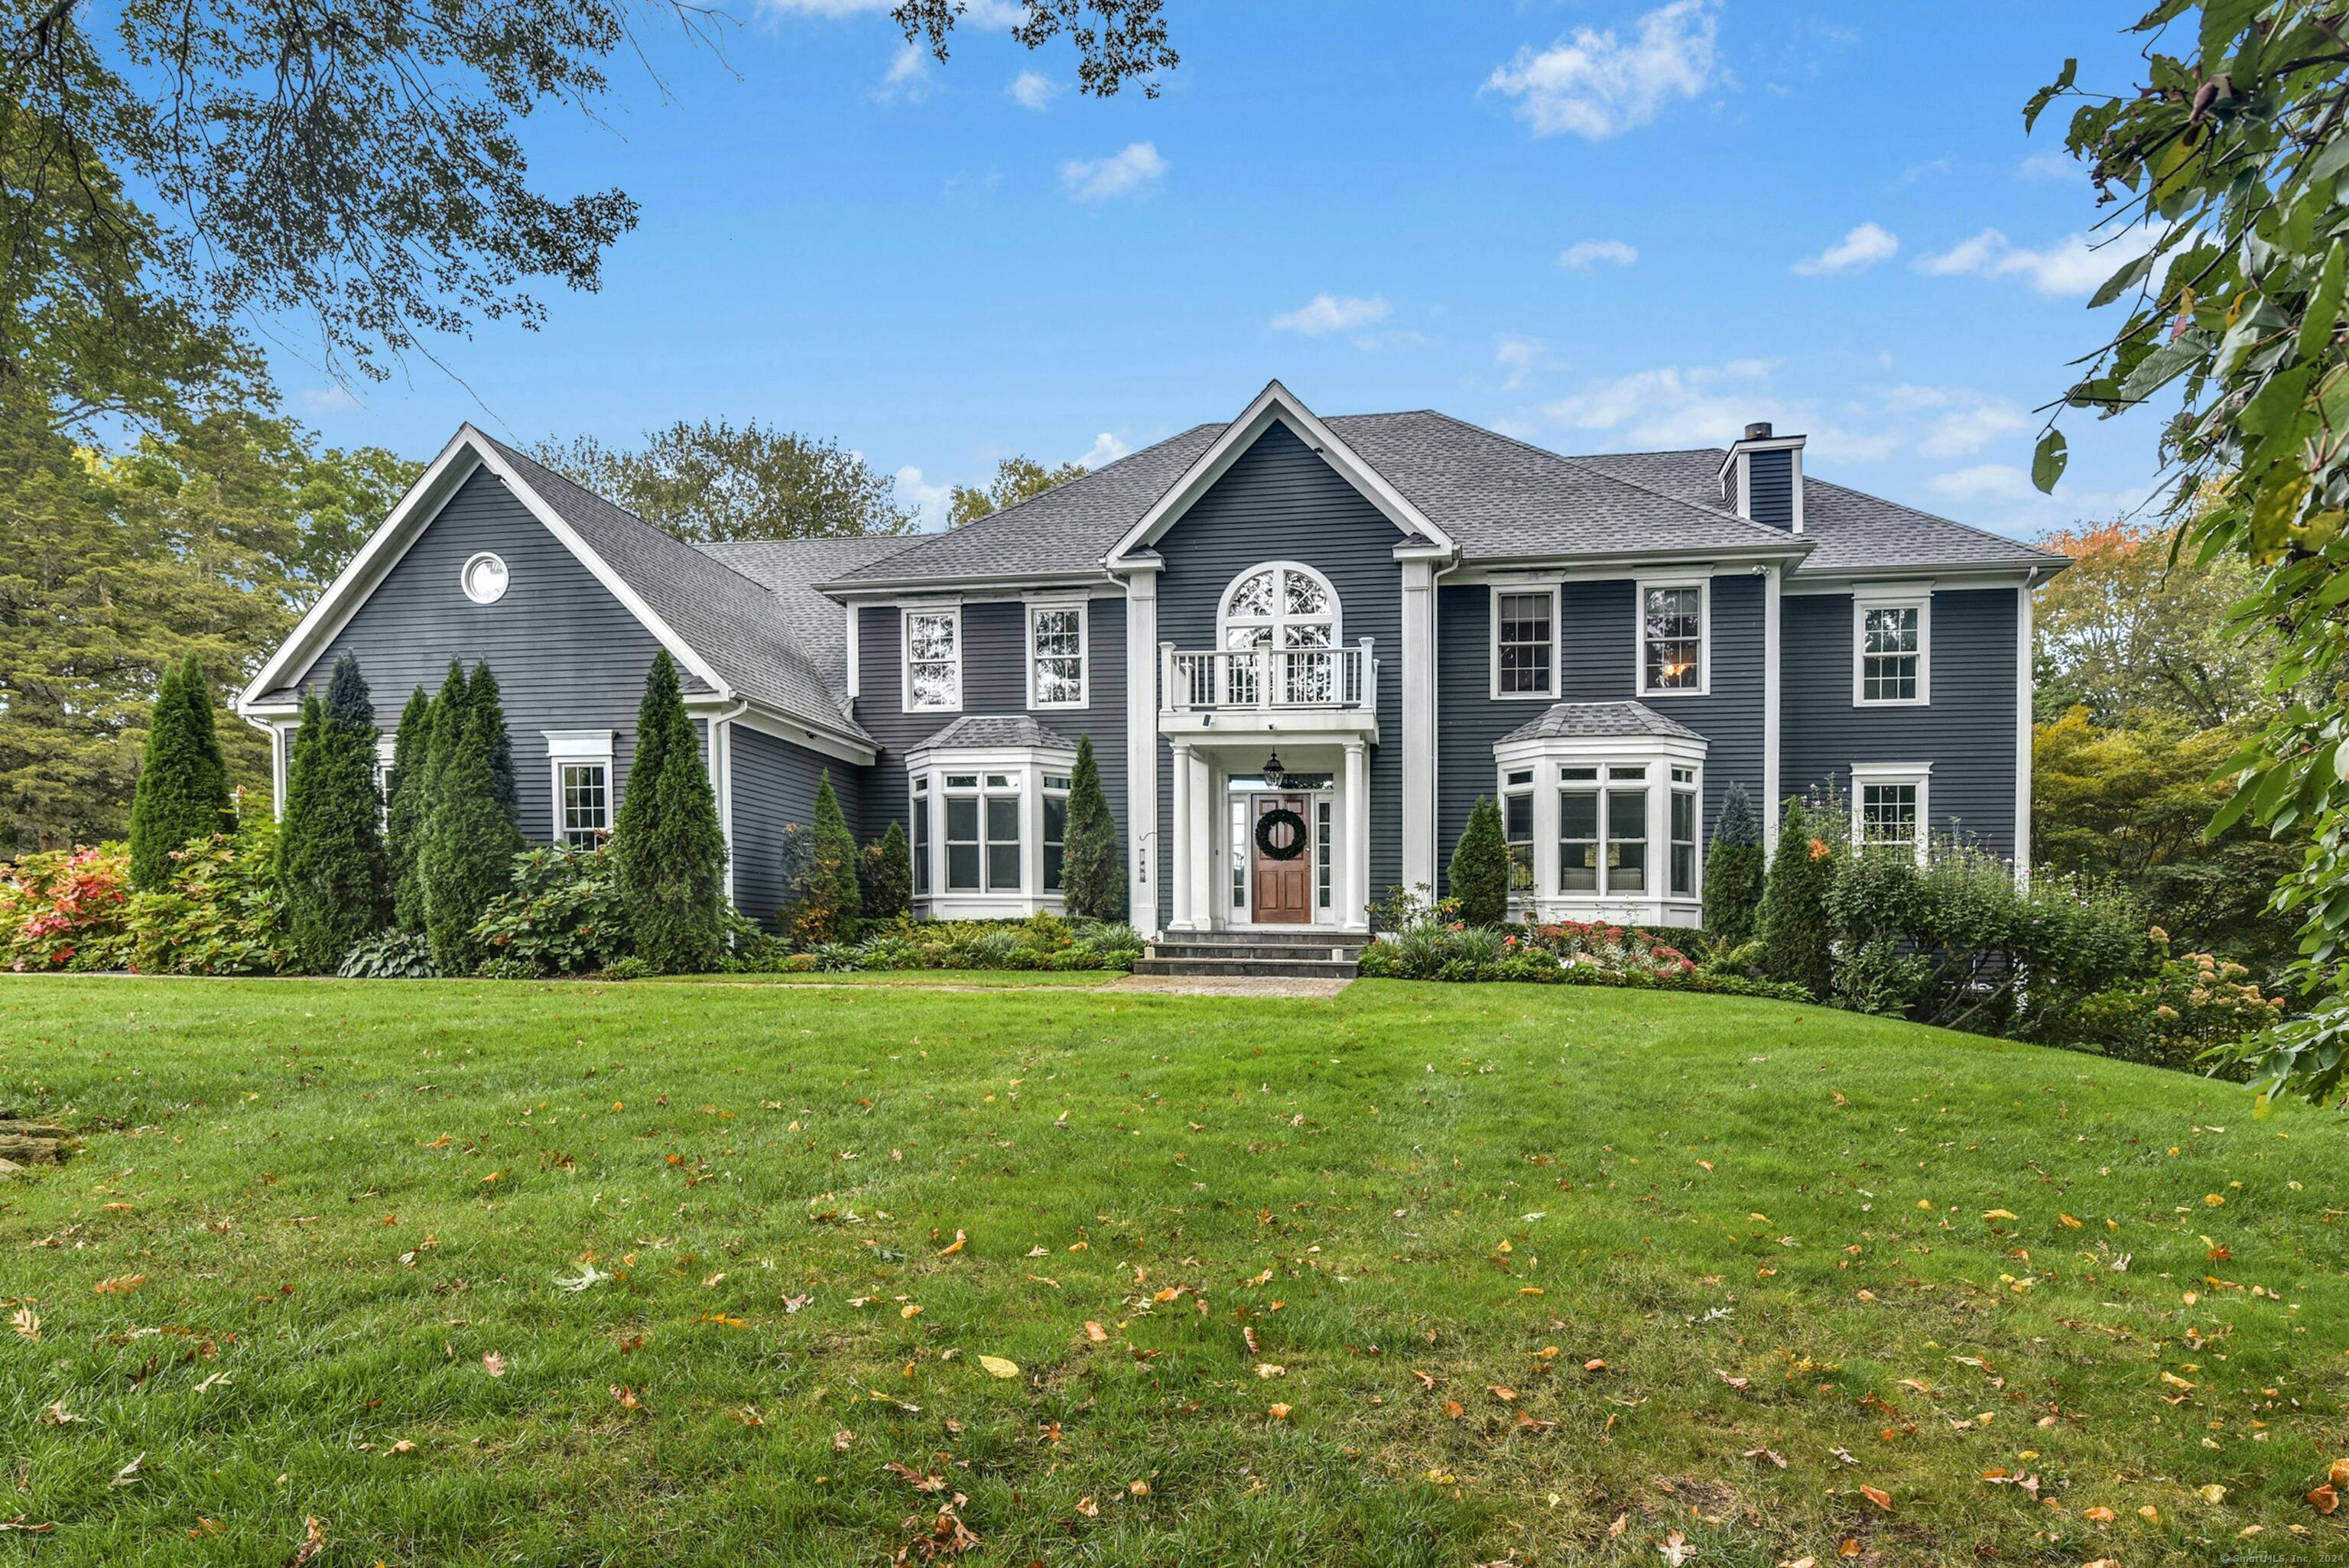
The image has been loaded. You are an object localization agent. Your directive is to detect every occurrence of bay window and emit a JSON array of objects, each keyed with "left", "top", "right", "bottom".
[
  {"left": 903, "top": 719, "right": 1078, "bottom": 916},
  {"left": 1493, "top": 718, "right": 1707, "bottom": 922}
]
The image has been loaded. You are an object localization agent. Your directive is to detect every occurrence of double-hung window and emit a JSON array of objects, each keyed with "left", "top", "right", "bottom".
[
  {"left": 1559, "top": 765, "right": 1650, "bottom": 894},
  {"left": 1851, "top": 764, "right": 1931, "bottom": 863},
  {"left": 941, "top": 773, "right": 1025, "bottom": 893},
  {"left": 1042, "top": 773, "right": 1070, "bottom": 891},
  {"left": 943, "top": 774, "right": 983, "bottom": 891},
  {"left": 1493, "top": 589, "right": 1557, "bottom": 698},
  {"left": 1639, "top": 582, "right": 1706, "bottom": 695},
  {"left": 905, "top": 609, "right": 961, "bottom": 711},
  {"left": 1028, "top": 605, "right": 1086, "bottom": 708},
  {"left": 983, "top": 774, "right": 1022, "bottom": 891},
  {"left": 1855, "top": 595, "right": 1928, "bottom": 705},
  {"left": 911, "top": 776, "right": 931, "bottom": 898},
  {"left": 1669, "top": 767, "right": 1698, "bottom": 899},
  {"left": 1503, "top": 768, "right": 1535, "bottom": 894},
  {"left": 544, "top": 730, "right": 615, "bottom": 848}
]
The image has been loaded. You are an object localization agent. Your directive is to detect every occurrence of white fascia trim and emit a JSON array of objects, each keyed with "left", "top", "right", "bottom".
[
  {"left": 1486, "top": 583, "right": 1560, "bottom": 702},
  {"left": 844, "top": 602, "right": 860, "bottom": 701},
  {"left": 1444, "top": 548, "right": 1807, "bottom": 586},
  {"left": 1025, "top": 599, "right": 1090, "bottom": 711},
  {"left": 900, "top": 604, "right": 963, "bottom": 716},
  {"left": 1851, "top": 584, "right": 1933, "bottom": 707},
  {"left": 817, "top": 570, "right": 1106, "bottom": 600},
  {"left": 726, "top": 703, "right": 878, "bottom": 768},
  {"left": 1633, "top": 573, "right": 1711, "bottom": 699},
  {"left": 1848, "top": 761, "right": 1934, "bottom": 864},
  {"left": 238, "top": 425, "right": 737, "bottom": 715},
  {"left": 1784, "top": 566, "right": 2040, "bottom": 594},
  {"left": 1106, "top": 379, "right": 1457, "bottom": 565}
]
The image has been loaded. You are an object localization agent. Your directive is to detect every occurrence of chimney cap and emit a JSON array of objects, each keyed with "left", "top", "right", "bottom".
[{"left": 1743, "top": 421, "right": 1773, "bottom": 442}]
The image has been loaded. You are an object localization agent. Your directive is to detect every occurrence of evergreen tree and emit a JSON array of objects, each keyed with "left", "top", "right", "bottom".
[
  {"left": 1756, "top": 798, "right": 1837, "bottom": 1000},
  {"left": 811, "top": 770, "right": 862, "bottom": 930},
  {"left": 421, "top": 664, "right": 521, "bottom": 972},
  {"left": 1060, "top": 735, "right": 1123, "bottom": 920},
  {"left": 859, "top": 820, "right": 913, "bottom": 922},
  {"left": 277, "top": 653, "right": 391, "bottom": 970},
  {"left": 613, "top": 651, "right": 726, "bottom": 972},
  {"left": 1701, "top": 783, "right": 1766, "bottom": 946},
  {"left": 127, "top": 651, "right": 232, "bottom": 890},
  {"left": 1447, "top": 795, "right": 1510, "bottom": 928},
  {"left": 466, "top": 661, "right": 519, "bottom": 823},
  {"left": 385, "top": 686, "right": 434, "bottom": 931}
]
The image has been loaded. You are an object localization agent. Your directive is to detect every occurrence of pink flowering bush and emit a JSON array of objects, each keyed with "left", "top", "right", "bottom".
[{"left": 0, "top": 845, "right": 135, "bottom": 972}]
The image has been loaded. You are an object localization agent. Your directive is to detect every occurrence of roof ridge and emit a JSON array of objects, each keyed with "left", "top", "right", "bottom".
[{"left": 1414, "top": 410, "right": 1789, "bottom": 542}]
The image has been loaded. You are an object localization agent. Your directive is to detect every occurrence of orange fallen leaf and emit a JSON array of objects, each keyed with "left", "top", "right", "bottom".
[
  {"left": 1075, "top": 1496, "right": 1099, "bottom": 1518},
  {"left": 1858, "top": 1485, "right": 1892, "bottom": 1512},
  {"left": 481, "top": 1352, "right": 506, "bottom": 1378},
  {"left": 93, "top": 1274, "right": 145, "bottom": 1295},
  {"left": 937, "top": 1229, "right": 967, "bottom": 1257},
  {"left": 2311, "top": 1485, "right": 2341, "bottom": 1517},
  {"left": 1267, "top": 1402, "right": 1291, "bottom": 1420},
  {"left": 1084, "top": 1321, "right": 1109, "bottom": 1342}
]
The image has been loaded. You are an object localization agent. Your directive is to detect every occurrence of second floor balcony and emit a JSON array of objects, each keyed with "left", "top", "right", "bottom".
[{"left": 1158, "top": 641, "right": 1379, "bottom": 735}]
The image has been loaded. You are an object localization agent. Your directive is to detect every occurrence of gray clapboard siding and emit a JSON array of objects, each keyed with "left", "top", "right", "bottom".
[
  {"left": 1779, "top": 586, "right": 2018, "bottom": 856},
  {"left": 851, "top": 595, "right": 1127, "bottom": 863},
  {"left": 1150, "top": 421, "right": 1405, "bottom": 925},
  {"left": 1433, "top": 575, "right": 1765, "bottom": 894},
  {"left": 1746, "top": 449, "right": 1795, "bottom": 530},
  {"left": 729, "top": 726, "right": 862, "bottom": 929},
  {"left": 291, "top": 466, "right": 696, "bottom": 840}
]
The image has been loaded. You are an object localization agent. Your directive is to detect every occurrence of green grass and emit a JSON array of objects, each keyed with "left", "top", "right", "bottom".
[{"left": 1, "top": 975, "right": 2344, "bottom": 1566}]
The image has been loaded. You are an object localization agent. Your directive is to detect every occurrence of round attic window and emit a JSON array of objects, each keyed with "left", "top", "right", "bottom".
[{"left": 460, "top": 551, "right": 509, "bottom": 605}]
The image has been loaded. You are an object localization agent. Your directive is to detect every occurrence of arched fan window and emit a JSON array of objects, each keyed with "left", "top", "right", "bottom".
[{"left": 1217, "top": 563, "right": 1340, "bottom": 703}]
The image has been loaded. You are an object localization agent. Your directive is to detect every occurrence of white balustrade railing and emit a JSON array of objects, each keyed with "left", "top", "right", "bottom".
[{"left": 1159, "top": 640, "right": 1376, "bottom": 713}]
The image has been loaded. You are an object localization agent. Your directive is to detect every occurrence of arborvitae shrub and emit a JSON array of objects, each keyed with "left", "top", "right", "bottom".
[
  {"left": 127, "top": 652, "right": 232, "bottom": 891},
  {"left": 859, "top": 820, "right": 913, "bottom": 923},
  {"left": 612, "top": 651, "right": 726, "bottom": 972},
  {"left": 1061, "top": 735, "right": 1123, "bottom": 919},
  {"left": 277, "top": 653, "right": 391, "bottom": 970},
  {"left": 1702, "top": 782, "right": 1766, "bottom": 946},
  {"left": 421, "top": 664, "right": 521, "bottom": 972},
  {"left": 1447, "top": 795, "right": 1510, "bottom": 928},
  {"left": 1755, "top": 797, "right": 1837, "bottom": 1000}
]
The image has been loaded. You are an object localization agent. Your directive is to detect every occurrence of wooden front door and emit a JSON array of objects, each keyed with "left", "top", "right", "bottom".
[{"left": 1250, "top": 793, "right": 1312, "bottom": 924}]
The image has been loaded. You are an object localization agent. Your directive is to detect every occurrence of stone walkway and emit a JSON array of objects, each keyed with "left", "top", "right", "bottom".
[{"left": 1105, "top": 973, "right": 1353, "bottom": 999}]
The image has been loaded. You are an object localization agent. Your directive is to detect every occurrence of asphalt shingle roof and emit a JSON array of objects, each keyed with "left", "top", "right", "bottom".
[
  {"left": 697, "top": 536, "right": 921, "bottom": 703},
  {"left": 480, "top": 436, "right": 874, "bottom": 741},
  {"left": 1500, "top": 700, "right": 1706, "bottom": 744},
  {"left": 908, "top": 716, "right": 1080, "bottom": 752}
]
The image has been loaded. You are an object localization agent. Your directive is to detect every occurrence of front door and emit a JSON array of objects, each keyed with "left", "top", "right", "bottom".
[{"left": 1250, "top": 792, "right": 1312, "bottom": 924}]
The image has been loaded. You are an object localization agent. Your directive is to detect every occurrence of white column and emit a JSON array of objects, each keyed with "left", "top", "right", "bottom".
[
  {"left": 1123, "top": 569, "right": 1159, "bottom": 930},
  {"left": 1762, "top": 563, "right": 1782, "bottom": 865},
  {"left": 1168, "top": 738, "right": 1192, "bottom": 930},
  {"left": 2015, "top": 576, "right": 2036, "bottom": 885},
  {"left": 1343, "top": 739, "right": 1370, "bottom": 930},
  {"left": 1399, "top": 554, "right": 1439, "bottom": 895},
  {"left": 1187, "top": 748, "right": 1215, "bottom": 930}
]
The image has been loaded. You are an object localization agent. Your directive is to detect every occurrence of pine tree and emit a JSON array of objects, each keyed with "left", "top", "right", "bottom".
[
  {"left": 466, "top": 661, "right": 519, "bottom": 823},
  {"left": 859, "top": 820, "right": 912, "bottom": 922},
  {"left": 613, "top": 651, "right": 726, "bottom": 972},
  {"left": 421, "top": 664, "right": 521, "bottom": 972},
  {"left": 278, "top": 653, "right": 391, "bottom": 970},
  {"left": 1447, "top": 795, "right": 1510, "bottom": 928},
  {"left": 1755, "top": 797, "right": 1837, "bottom": 999},
  {"left": 1060, "top": 735, "right": 1123, "bottom": 920},
  {"left": 126, "top": 652, "right": 232, "bottom": 890},
  {"left": 1702, "top": 783, "right": 1766, "bottom": 945},
  {"left": 385, "top": 686, "right": 434, "bottom": 931}
]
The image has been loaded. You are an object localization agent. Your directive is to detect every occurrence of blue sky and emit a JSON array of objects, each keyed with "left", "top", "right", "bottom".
[{"left": 280, "top": 1, "right": 2159, "bottom": 541}]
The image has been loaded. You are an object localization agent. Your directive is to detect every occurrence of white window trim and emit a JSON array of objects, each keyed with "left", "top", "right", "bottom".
[
  {"left": 1634, "top": 576, "right": 1710, "bottom": 698},
  {"left": 1492, "top": 732, "right": 1707, "bottom": 925},
  {"left": 1488, "top": 583, "right": 1559, "bottom": 701},
  {"left": 1025, "top": 601, "right": 1089, "bottom": 710},
  {"left": 902, "top": 605, "right": 963, "bottom": 714},
  {"left": 1852, "top": 588, "right": 1932, "bottom": 707},
  {"left": 544, "top": 729, "right": 616, "bottom": 846},
  {"left": 1850, "top": 761, "right": 1932, "bottom": 864},
  {"left": 903, "top": 740, "right": 1077, "bottom": 917},
  {"left": 374, "top": 735, "right": 397, "bottom": 829},
  {"left": 459, "top": 550, "right": 508, "bottom": 605}
]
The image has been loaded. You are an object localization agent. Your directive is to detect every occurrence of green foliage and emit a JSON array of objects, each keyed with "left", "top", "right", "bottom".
[
  {"left": 2048, "top": 945, "right": 2281, "bottom": 1078},
  {"left": 948, "top": 454, "right": 1088, "bottom": 526},
  {"left": 2026, "top": 11, "right": 2349, "bottom": 1101},
  {"left": 125, "top": 652, "right": 232, "bottom": 890},
  {"left": 1060, "top": 735, "right": 1123, "bottom": 920},
  {"left": 859, "top": 820, "right": 914, "bottom": 924},
  {"left": 385, "top": 687, "right": 434, "bottom": 932},
  {"left": 466, "top": 664, "right": 521, "bottom": 825},
  {"left": 420, "top": 665, "right": 522, "bottom": 974},
  {"left": 338, "top": 930, "right": 437, "bottom": 980},
  {"left": 597, "top": 956, "right": 659, "bottom": 982},
  {"left": 729, "top": 914, "right": 1143, "bottom": 975},
  {"left": 473, "top": 844, "right": 628, "bottom": 976},
  {"left": 612, "top": 651, "right": 726, "bottom": 973},
  {"left": 125, "top": 815, "right": 287, "bottom": 976},
  {"left": 1754, "top": 800, "right": 1837, "bottom": 1000},
  {"left": 529, "top": 420, "right": 916, "bottom": 542},
  {"left": 2032, "top": 521, "right": 2274, "bottom": 728},
  {"left": 0, "top": 844, "right": 134, "bottom": 971},
  {"left": 276, "top": 654, "right": 390, "bottom": 971},
  {"left": 1446, "top": 796, "right": 1510, "bottom": 929},
  {"left": 1701, "top": 783, "right": 1765, "bottom": 945}
]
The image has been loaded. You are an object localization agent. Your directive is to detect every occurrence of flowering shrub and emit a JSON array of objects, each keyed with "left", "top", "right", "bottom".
[
  {"left": 0, "top": 845, "right": 134, "bottom": 971},
  {"left": 1522, "top": 920, "right": 1698, "bottom": 979},
  {"left": 2048, "top": 944, "right": 2282, "bottom": 1077},
  {"left": 125, "top": 818, "right": 288, "bottom": 976},
  {"left": 471, "top": 844, "right": 629, "bottom": 976}
]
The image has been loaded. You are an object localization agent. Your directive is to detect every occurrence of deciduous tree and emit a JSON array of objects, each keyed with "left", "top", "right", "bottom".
[{"left": 950, "top": 455, "right": 1088, "bottom": 527}]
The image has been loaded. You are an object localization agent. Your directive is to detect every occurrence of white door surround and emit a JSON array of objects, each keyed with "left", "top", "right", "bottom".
[{"left": 1165, "top": 739, "right": 1371, "bottom": 934}]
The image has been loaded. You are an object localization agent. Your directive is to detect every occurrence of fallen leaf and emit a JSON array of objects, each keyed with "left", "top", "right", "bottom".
[
  {"left": 1744, "top": 1446, "right": 1788, "bottom": 1469},
  {"left": 93, "top": 1274, "right": 145, "bottom": 1295},
  {"left": 832, "top": 1429, "right": 853, "bottom": 1453},
  {"left": 1267, "top": 1402, "right": 1291, "bottom": 1420},
  {"left": 2312, "top": 1485, "right": 2341, "bottom": 1517},
  {"left": 1584, "top": 1358, "right": 1607, "bottom": 1371},
  {"left": 1982, "top": 1209, "right": 2017, "bottom": 1221},
  {"left": 901, "top": 1303, "right": 922, "bottom": 1320},
  {"left": 1608, "top": 1513, "right": 1627, "bottom": 1539},
  {"left": 388, "top": 1439, "right": 417, "bottom": 1454},
  {"left": 1858, "top": 1484, "right": 1893, "bottom": 1511},
  {"left": 1075, "top": 1496, "right": 1098, "bottom": 1518},
  {"left": 1659, "top": 1530, "right": 1695, "bottom": 1566},
  {"left": 2082, "top": 1505, "right": 2117, "bottom": 1524},
  {"left": 609, "top": 1385, "right": 643, "bottom": 1411},
  {"left": 977, "top": 1355, "right": 1020, "bottom": 1380},
  {"left": 108, "top": 1454, "right": 145, "bottom": 1488},
  {"left": 288, "top": 1515, "right": 326, "bottom": 1568},
  {"left": 482, "top": 1351, "right": 506, "bottom": 1378},
  {"left": 937, "top": 1230, "right": 967, "bottom": 1257},
  {"left": 2201, "top": 1484, "right": 2227, "bottom": 1505},
  {"left": 1256, "top": 1363, "right": 1285, "bottom": 1379},
  {"left": 1129, "top": 1479, "right": 1150, "bottom": 1496},
  {"left": 6, "top": 1307, "right": 36, "bottom": 1342},
  {"left": 1084, "top": 1321, "right": 1109, "bottom": 1342}
]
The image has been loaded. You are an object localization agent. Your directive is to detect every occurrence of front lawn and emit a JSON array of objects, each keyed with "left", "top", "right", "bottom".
[{"left": 0, "top": 976, "right": 2342, "bottom": 1566}]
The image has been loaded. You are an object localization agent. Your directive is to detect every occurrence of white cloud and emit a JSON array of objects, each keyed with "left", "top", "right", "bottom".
[
  {"left": 1484, "top": 0, "right": 1718, "bottom": 141},
  {"left": 1269, "top": 294, "right": 1392, "bottom": 336},
  {"left": 1538, "top": 359, "right": 1781, "bottom": 450},
  {"left": 1900, "top": 157, "right": 1954, "bottom": 182},
  {"left": 2017, "top": 150, "right": 2080, "bottom": 181},
  {"left": 877, "top": 42, "right": 930, "bottom": 101},
  {"left": 1923, "top": 462, "right": 2147, "bottom": 538},
  {"left": 1074, "top": 431, "right": 1129, "bottom": 469},
  {"left": 1792, "top": 221, "right": 1898, "bottom": 277},
  {"left": 296, "top": 385, "right": 361, "bottom": 415},
  {"left": 757, "top": 0, "right": 890, "bottom": 16},
  {"left": 1558, "top": 239, "right": 1639, "bottom": 271},
  {"left": 1876, "top": 385, "right": 2031, "bottom": 458},
  {"left": 1915, "top": 228, "right": 2147, "bottom": 295},
  {"left": 1494, "top": 334, "right": 1546, "bottom": 391},
  {"left": 895, "top": 464, "right": 954, "bottom": 531},
  {"left": 1061, "top": 141, "right": 1167, "bottom": 201},
  {"left": 1009, "top": 70, "right": 1058, "bottom": 110}
]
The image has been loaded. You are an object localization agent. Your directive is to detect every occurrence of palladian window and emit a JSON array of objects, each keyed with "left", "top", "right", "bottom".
[{"left": 1219, "top": 562, "right": 1340, "bottom": 704}]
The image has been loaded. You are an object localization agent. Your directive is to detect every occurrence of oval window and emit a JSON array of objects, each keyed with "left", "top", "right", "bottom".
[{"left": 460, "top": 551, "right": 508, "bottom": 605}]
